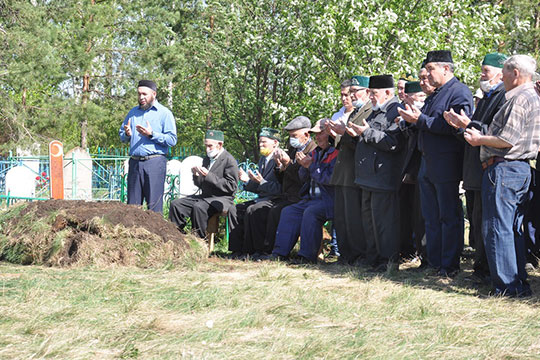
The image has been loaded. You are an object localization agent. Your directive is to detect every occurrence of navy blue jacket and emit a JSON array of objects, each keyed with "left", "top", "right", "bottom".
[
  {"left": 298, "top": 146, "right": 339, "bottom": 219},
  {"left": 416, "top": 77, "right": 473, "bottom": 183}
]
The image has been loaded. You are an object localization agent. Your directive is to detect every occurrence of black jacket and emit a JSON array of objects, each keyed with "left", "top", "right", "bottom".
[
  {"left": 462, "top": 83, "right": 506, "bottom": 190},
  {"left": 354, "top": 97, "right": 406, "bottom": 192},
  {"left": 244, "top": 156, "right": 281, "bottom": 199}
]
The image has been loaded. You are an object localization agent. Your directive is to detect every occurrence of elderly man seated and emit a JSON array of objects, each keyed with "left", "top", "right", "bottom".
[
  {"left": 169, "top": 130, "right": 239, "bottom": 238},
  {"left": 228, "top": 128, "right": 282, "bottom": 258},
  {"left": 267, "top": 119, "right": 339, "bottom": 264}
]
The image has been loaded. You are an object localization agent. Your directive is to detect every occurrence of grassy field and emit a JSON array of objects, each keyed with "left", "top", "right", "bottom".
[{"left": 1, "top": 258, "right": 540, "bottom": 359}]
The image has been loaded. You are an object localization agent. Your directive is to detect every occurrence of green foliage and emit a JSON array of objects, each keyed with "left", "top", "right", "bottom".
[{"left": 0, "top": 0, "right": 537, "bottom": 158}]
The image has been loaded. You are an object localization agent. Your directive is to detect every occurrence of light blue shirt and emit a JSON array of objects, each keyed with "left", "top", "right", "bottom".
[{"left": 119, "top": 100, "right": 177, "bottom": 156}]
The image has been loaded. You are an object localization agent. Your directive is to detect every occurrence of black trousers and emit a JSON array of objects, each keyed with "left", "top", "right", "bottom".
[
  {"left": 228, "top": 199, "right": 274, "bottom": 254},
  {"left": 465, "top": 190, "right": 476, "bottom": 249},
  {"left": 399, "top": 182, "right": 426, "bottom": 260},
  {"left": 169, "top": 196, "right": 219, "bottom": 238},
  {"left": 362, "top": 189, "right": 400, "bottom": 265},
  {"left": 264, "top": 199, "right": 297, "bottom": 253},
  {"left": 469, "top": 189, "right": 489, "bottom": 275},
  {"left": 333, "top": 185, "right": 365, "bottom": 262}
]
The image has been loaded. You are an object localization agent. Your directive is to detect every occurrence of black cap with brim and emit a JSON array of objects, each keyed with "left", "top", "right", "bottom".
[{"left": 284, "top": 116, "right": 311, "bottom": 131}]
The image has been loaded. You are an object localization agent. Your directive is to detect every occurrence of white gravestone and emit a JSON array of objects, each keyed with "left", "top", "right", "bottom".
[
  {"left": 63, "top": 147, "right": 93, "bottom": 200},
  {"left": 178, "top": 156, "right": 203, "bottom": 198},
  {"left": 5, "top": 166, "right": 36, "bottom": 198}
]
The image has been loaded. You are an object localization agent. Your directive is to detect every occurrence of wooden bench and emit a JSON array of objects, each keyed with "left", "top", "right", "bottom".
[{"left": 206, "top": 211, "right": 228, "bottom": 253}]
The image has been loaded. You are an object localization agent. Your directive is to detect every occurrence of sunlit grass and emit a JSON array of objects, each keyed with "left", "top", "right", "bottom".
[{"left": 1, "top": 259, "right": 540, "bottom": 359}]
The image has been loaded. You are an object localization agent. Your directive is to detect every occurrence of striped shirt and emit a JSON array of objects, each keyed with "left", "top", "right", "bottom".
[{"left": 480, "top": 82, "right": 540, "bottom": 162}]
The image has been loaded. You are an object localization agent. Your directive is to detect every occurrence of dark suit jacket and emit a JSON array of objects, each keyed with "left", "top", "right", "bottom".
[
  {"left": 193, "top": 149, "right": 239, "bottom": 212},
  {"left": 244, "top": 156, "right": 281, "bottom": 199},
  {"left": 416, "top": 77, "right": 473, "bottom": 183},
  {"left": 275, "top": 140, "right": 318, "bottom": 202},
  {"left": 330, "top": 102, "right": 373, "bottom": 187},
  {"left": 354, "top": 97, "right": 406, "bottom": 192},
  {"left": 462, "top": 83, "right": 506, "bottom": 190}
]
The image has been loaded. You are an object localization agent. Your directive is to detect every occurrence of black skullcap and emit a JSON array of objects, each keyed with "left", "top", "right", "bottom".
[
  {"left": 138, "top": 80, "right": 157, "bottom": 91},
  {"left": 369, "top": 75, "right": 394, "bottom": 89},
  {"left": 424, "top": 50, "right": 453, "bottom": 64}
]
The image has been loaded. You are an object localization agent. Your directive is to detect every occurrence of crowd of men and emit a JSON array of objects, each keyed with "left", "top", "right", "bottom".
[{"left": 121, "top": 50, "right": 540, "bottom": 298}]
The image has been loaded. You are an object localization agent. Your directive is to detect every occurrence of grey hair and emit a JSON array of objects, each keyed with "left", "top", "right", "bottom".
[
  {"left": 340, "top": 79, "right": 353, "bottom": 89},
  {"left": 433, "top": 62, "right": 455, "bottom": 73},
  {"left": 504, "top": 55, "right": 537, "bottom": 78}
]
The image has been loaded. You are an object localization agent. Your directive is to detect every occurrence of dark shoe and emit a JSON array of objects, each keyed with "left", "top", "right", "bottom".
[
  {"left": 258, "top": 253, "right": 287, "bottom": 262},
  {"left": 228, "top": 251, "right": 244, "bottom": 260},
  {"left": 368, "top": 263, "right": 388, "bottom": 273},
  {"left": 328, "top": 257, "right": 350, "bottom": 266},
  {"left": 464, "top": 271, "right": 490, "bottom": 285},
  {"left": 289, "top": 256, "right": 317, "bottom": 265},
  {"left": 438, "top": 269, "right": 459, "bottom": 278}
]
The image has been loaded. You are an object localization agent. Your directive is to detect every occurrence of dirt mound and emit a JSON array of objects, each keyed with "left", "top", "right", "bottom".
[{"left": 0, "top": 200, "right": 207, "bottom": 267}]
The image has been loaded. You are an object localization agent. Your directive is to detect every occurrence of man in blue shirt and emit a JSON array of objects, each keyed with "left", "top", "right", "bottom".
[
  {"left": 119, "top": 80, "right": 177, "bottom": 213},
  {"left": 398, "top": 51, "right": 473, "bottom": 277}
]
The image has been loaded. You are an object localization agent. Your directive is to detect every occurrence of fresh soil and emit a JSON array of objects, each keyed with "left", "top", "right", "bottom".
[
  {"left": 1, "top": 200, "right": 206, "bottom": 267},
  {"left": 17, "top": 200, "right": 182, "bottom": 243}
]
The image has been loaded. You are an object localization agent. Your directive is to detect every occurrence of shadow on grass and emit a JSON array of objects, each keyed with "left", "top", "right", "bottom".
[{"left": 311, "top": 256, "right": 540, "bottom": 303}]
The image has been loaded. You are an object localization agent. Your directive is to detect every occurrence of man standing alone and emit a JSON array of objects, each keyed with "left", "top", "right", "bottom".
[{"left": 119, "top": 80, "right": 177, "bottom": 213}]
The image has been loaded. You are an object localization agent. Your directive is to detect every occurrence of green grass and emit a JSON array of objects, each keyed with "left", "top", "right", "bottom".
[{"left": 1, "top": 260, "right": 540, "bottom": 359}]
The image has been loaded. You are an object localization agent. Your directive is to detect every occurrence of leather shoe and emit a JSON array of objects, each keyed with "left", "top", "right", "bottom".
[{"left": 289, "top": 256, "right": 317, "bottom": 265}]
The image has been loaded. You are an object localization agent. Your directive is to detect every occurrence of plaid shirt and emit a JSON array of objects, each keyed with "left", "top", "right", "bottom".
[{"left": 480, "top": 82, "right": 540, "bottom": 162}]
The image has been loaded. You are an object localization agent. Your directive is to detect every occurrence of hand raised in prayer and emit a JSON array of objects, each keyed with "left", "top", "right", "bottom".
[
  {"left": 443, "top": 109, "right": 471, "bottom": 129},
  {"left": 248, "top": 169, "right": 263, "bottom": 184},
  {"left": 397, "top": 104, "right": 421, "bottom": 124},
  {"left": 136, "top": 120, "right": 153, "bottom": 137},
  {"left": 239, "top": 168, "right": 249, "bottom": 182},
  {"left": 327, "top": 120, "right": 347, "bottom": 136},
  {"left": 124, "top": 119, "right": 132, "bottom": 137},
  {"left": 347, "top": 119, "right": 369, "bottom": 136},
  {"left": 296, "top": 151, "right": 313, "bottom": 168}
]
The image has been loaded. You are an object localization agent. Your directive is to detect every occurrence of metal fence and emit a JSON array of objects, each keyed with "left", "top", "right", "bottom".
[{"left": 0, "top": 148, "right": 257, "bottom": 208}]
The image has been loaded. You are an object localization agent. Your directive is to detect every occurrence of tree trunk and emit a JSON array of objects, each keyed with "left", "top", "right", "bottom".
[{"left": 81, "top": 73, "right": 89, "bottom": 149}]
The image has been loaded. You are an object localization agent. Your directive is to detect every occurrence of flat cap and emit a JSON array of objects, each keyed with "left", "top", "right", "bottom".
[
  {"left": 310, "top": 118, "right": 329, "bottom": 133},
  {"left": 284, "top": 116, "right": 311, "bottom": 131},
  {"left": 205, "top": 129, "right": 224, "bottom": 142}
]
